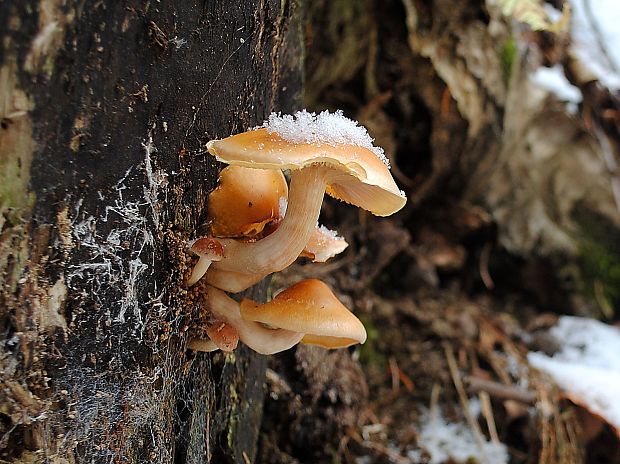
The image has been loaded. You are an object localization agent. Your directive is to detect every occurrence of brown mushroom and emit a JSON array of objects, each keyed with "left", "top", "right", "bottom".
[
  {"left": 204, "top": 285, "right": 304, "bottom": 355},
  {"left": 205, "top": 112, "right": 406, "bottom": 292},
  {"left": 240, "top": 279, "right": 367, "bottom": 349},
  {"left": 195, "top": 166, "right": 346, "bottom": 290},
  {"left": 299, "top": 225, "right": 348, "bottom": 262},
  {"left": 204, "top": 226, "right": 348, "bottom": 293},
  {"left": 208, "top": 165, "right": 288, "bottom": 238}
]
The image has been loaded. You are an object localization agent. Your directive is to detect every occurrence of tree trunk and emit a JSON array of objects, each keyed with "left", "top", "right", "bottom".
[{"left": 0, "top": 1, "right": 302, "bottom": 462}]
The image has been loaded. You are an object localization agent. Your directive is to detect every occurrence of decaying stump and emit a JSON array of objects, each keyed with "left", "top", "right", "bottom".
[
  {"left": 256, "top": 1, "right": 620, "bottom": 463},
  {"left": 0, "top": 1, "right": 302, "bottom": 462}
]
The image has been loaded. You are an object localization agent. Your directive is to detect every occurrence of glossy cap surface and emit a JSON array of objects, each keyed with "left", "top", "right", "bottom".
[
  {"left": 207, "top": 128, "right": 406, "bottom": 216},
  {"left": 239, "top": 279, "right": 366, "bottom": 348}
]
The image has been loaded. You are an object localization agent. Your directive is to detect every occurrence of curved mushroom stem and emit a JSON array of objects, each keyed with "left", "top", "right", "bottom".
[
  {"left": 205, "top": 268, "right": 266, "bottom": 294},
  {"left": 187, "top": 257, "right": 214, "bottom": 286},
  {"left": 206, "top": 286, "right": 303, "bottom": 355},
  {"left": 208, "top": 166, "right": 330, "bottom": 279}
]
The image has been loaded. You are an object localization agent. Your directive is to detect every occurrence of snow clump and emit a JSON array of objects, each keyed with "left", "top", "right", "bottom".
[
  {"left": 528, "top": 316, "right": 620, "bottom": 435},
  {"left": 262, "top": 109, "right": 391, "bottom": 168},
  {"left": 407, "top": 407, "right": 509, "bottom": 464}
]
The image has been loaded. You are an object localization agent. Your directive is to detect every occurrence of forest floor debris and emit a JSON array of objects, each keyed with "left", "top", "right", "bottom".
[
  {"left": 406, "top": 404, "right": 509, "bottom": 464},
  {"left": 259, "top": 200, "right": 620, "bottom": 463}
]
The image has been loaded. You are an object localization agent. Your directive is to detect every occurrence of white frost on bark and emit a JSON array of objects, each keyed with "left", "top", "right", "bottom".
[{"left": 66, "top": 130, "right": 168, "bottom": 330}]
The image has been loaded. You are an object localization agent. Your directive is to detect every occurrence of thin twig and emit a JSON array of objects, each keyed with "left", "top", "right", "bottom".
[
  {"left": 429, "top": 382, "right": 441, "bottom": 448},
  {"left": 399, "top": 369, "right": 415, "bottom": 392},
  {"left": 429, "top": 383, "right": 441, "bottom": 424},
  {"left": 465, "top": 376, "right": 536, "bottom": 404},
  {"left": 479, "top": 391, "right": 500, "bottom": 444},
  {"left": 389, "top": 357, "right": 400, "bottom": 392},
  {"left": 538, "top": 386, "right": 553, "bottom": 464},
  {"left": 445, "top": 345, "right": 490, "bottom": 464}
]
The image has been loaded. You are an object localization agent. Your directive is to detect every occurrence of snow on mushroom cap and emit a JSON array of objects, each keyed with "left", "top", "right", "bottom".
[
  {"left": 207, "top": 112, "right": 407, "bottom": 216},
  {"left": 261, "top": 109, "right": 391, "bottom": 168},
  {"left": 300, "top": 224, "right": 348, "bottom": 262}
]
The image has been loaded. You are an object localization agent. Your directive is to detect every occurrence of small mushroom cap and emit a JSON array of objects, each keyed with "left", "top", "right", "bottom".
[
  {"left": 239, "top": 279, "right": 367, "bottom": 347},
  {"left": 300, "top": 225, "right": 348, "bottom": 262},
  {"left": 208, "top": 165, "right": 288, "bottom": 237},
  {"left": 207, "top": 128, "right": 406, "bottom": 217},
  {"left": 187, "top": 237, "right": 224, "bottom": 286},
  {"left": 190, "top": 237, "right": 224, "bottom": 260},
  {"left": 205, "top": 320, "right": 239, "bottom": 352}
]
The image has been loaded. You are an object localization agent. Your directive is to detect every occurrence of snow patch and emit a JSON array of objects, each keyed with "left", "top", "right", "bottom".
[
  {"left": 408, "top": 407, "right": 509, "bottom": 464},
  {"left": 262, "top": 109, "right": 391, "bottom": 168},
  {"left": 569, "top": 0, "right": 620, "bottom": 90},
  {"left": 531, "top": 65, "right": 582, "bottom": 107},
  {"left": 317, "top": 224, "right": 341, "bottom": 239},
  {"left": 527, "top": 316, "right": 620, "bottom": 433},
  {"left": 278, "top": 196, "right": 288, "bottom": 218}
]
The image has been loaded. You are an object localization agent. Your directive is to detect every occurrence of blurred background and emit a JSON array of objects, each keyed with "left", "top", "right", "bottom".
[{"left": 258, "top": 1, "right": 620, "bottom": 463}]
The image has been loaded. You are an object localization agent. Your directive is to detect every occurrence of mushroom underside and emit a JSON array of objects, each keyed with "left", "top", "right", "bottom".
[{"left": 206, "top": 285, "right": 304, "bottom": 355}]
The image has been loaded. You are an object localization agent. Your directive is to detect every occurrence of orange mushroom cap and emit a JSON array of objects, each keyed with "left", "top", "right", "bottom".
[
  {"left": 205, "top": 319, "right": 239, "bottom": 351},
  {"left": 191, "top": 237, "right": 224, "bottom": 257},
  {"left": 203, "top": 111, "right": 406, "bottom": 291},
  {"left": 187, "top": 319, "right": 239, "bottom": 352},
  {"left": 208, "top": 165, "right": 288, "bottom": 238},
  {"left": 207, "top": 127, "right": 405, "bottom": 217},
  {"left": 239, "top": 279, "right": 366, "bottom": 349}
]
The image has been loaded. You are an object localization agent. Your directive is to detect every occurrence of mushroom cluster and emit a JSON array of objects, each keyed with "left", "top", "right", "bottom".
[{"left": 188, "top": 110, "right": 406, "bottom": 355}]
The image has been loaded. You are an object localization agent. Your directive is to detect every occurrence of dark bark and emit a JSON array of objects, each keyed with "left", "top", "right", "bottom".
[{"left": 0, "top": 1, "right": 302, "bottom": 462}]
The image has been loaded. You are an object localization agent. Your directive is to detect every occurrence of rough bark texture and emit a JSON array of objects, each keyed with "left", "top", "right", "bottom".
[{"left": 0, "top": 1, "right": 302, "bottom": 462}]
